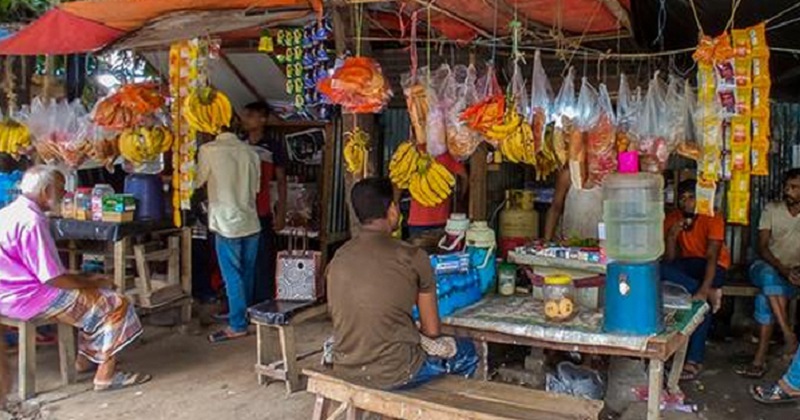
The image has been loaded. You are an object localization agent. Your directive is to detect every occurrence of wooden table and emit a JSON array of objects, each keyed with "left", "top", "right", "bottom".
[
  {"left": 52, "top": 219, "right": 193, "bottom": 325},
  {"left": 441, "top": 297, "right": 708, "bottom": 420}
]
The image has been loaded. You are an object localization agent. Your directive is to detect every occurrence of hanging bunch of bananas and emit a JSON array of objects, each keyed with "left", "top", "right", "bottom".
[
  {"left": 534, "top": 123, "right": 560, "bottom": 180},
  {"left": 409, "top": 153, "right": 456, "bottom": 207},
  {"left": 388, "top": 141, "right": 420, "bottom": 189},
  {"left": 0, "top": 119, "right": 31, "bottom": 158},
  {"left": 485, "top": 107, "right": 537, "bottom": 165},
  {"left": 118, "top": 126, "right": 174, "bottom": 164},
  {"left": 343, "top": 127, "right": 369, "bottom": 176},
  {"left": 183, "top": 87, "right": 233, "bottom": 135}
]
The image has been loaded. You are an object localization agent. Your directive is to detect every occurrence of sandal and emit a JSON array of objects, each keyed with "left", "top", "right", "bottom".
[
  {"left": 207, "top": 329, "right": 248, "bottom": 343},
  {"left": 751, "top": 383, "right": 800, "bottom": 405},
  {"left": 680, "top": 363, "right": 702, "bottom": 381},
  {"left": 94, "top": 371, "right": 152, "bottom": 392},
  {"left": 734, "top": 363, "right": 768, "bottom": 379}
]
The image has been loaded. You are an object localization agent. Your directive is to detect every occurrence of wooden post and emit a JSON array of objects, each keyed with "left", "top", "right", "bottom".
[
  {"left": 113, "top": 237, "right": 130, "bottom": 293},
  {"left": 57, "top": 323, "right": 77, "bottom": 386},
  {"left": 278, "top": 325, "right": 300, "bottom": 393},
  {"left": 468, "top": 144, "right": 488, "bottom": 220},
  {"left": 647, "top": 359, "right": 664, "bottom": 420},
  {"left": 18, "top": 322, "right": 36, "bottom": 400}
]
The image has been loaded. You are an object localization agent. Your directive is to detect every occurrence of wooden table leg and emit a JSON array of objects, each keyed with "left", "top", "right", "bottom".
[
  {"left": 256, "top": 324, "right": 279, "bottom": 385},
  {"left": 647, "top": 359, "right": 664, "bottom": 420},
  {"left": 475, "top": 340, "right": 489, "bottom": 381},
  {"left": 667, "top": 340, "right": 689, "bottom": 394},
  {"left": 18, "top": 322, "right": 36, "bottom": 400},
  {"left": 311, "top": 395, "right": 330, "bottom": 420},
  {"left": 57, "top": 323, "right": 77, "bottom": 385},
  {"left": 113, "top": 237, "right": 130, "bottom": 292},
  {"left": 180, "top": 228, "right": 193, "bottom": 299},
  {"left": 279, "top": 325, "right": 299, "bottom": 393}
]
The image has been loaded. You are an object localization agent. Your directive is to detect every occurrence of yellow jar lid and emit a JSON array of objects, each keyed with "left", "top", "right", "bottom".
[{"left": 544, "top": 274, "right": 572, "bottom": 285}]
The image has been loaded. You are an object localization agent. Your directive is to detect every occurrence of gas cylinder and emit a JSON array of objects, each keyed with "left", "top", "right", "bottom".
[{"left": 499, "top": 189, "right": 538, "bottom": 257}]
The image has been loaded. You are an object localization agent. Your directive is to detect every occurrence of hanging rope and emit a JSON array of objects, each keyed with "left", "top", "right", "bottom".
[
  {"left": 768, "top": 15, "right": 800, "bottom": 31},
  {"left": 765, "top": 1, "right": 800, "bottom": 24},
  {"left": 354, "top": 3, "right": 364, "bottom": 57},
  {"left": 687, "top": 0, "right": 704, "bottom": 36},
  {"left": 409, "top": 10, "right": 419, "bottom": 79},
  {"left": 426, "top": 2, "right": 432, "bottom": 80},
  {"left": 724, "top": 0, "right": 743, "bottom": 33},
  {"left": 652, "top": 0, "right": 667, "bottom": 48},
  {"left": 491, "top": 0, "right": 499, "bottom": 64}
]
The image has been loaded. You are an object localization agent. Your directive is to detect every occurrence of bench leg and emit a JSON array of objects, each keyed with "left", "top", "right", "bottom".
[
  {"left": 256, "top": 324, "right": 279, "bottom": 386},
  {"left": 311, "top": 395, "right": 330, "bottom": 420},
  {"left": 18, "top": 323, "right": 36, "bottom": 400},
  {"left": 57, "top": 323, "right": 77, "bottom": 385},
  {"left": 345, "top": 406, "right": 363, "bottom": 420},
  {"left": 666, "top": 339, "right": 688, "bottom": 394},
  {"left": 279, "top": 325, "right": 299, "bottom": 393},
  {"left": 178, "top": 302, "right": 192, "bottom": 335},
  {"left": 647, "top": 359, "right": 664, "bottom": 420}
]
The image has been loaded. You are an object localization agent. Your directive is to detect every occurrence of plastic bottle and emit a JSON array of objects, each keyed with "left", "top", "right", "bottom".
[
  {"left": 602, "top": 173, "right": 665, "bottom": 262},
  {"left": 91, "top": 184, "right": 115, "bottom": 222}
]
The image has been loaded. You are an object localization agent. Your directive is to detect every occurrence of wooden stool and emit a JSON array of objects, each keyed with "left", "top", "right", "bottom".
[
  {"left": 0, "top": 317, "right": 77, "bottom": 401},
  {"left": 249, "top": 301, "right": 327, "bottom": 393}
]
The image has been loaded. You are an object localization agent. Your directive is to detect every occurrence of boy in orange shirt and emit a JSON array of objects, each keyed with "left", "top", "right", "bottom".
[{"left": 662, "top": 179, "right": 730, "bottom": 380}]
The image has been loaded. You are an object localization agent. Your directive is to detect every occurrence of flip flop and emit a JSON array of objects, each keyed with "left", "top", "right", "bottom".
[
  {"left": 94, "top": 371, "right": 152, "bottom": 392},
  {"left": 207, "top": 329, "right": 248, "bottom": 343},
  {"left": 680, "top": 364, "right": 702, "bottom": 381},
  {"left": 751, "top": 383, "right": 800, "bottom": 405},
  {"left": 734, "top": 363, "right": 768, "bottom": 379}
]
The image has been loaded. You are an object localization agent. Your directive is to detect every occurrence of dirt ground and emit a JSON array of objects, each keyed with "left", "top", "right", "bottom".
[{"left": 4, "top": 316, "right": 800, "bottom": 420}]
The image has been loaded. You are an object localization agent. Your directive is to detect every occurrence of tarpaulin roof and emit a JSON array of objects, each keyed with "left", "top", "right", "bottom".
[
  {"left": 0, "top": 0, "right": 322, "bottom": 55},
  {"left": 0, "top": 9, "right": 125, "bottom": 55}
]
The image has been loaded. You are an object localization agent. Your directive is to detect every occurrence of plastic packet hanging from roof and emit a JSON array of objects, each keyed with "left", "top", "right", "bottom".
[{"left": 316, "top": 57, "right": 393, "bottom": 114}]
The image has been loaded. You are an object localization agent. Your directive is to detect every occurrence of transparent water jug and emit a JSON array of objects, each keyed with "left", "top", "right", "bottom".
[{"left": 602, "top": 173, "right": 665, "bottom": 262}]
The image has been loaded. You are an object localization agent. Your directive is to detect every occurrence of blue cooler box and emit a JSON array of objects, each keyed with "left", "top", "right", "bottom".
[{"left": 603, "top": 261, "right": 664, "bottom": 335}]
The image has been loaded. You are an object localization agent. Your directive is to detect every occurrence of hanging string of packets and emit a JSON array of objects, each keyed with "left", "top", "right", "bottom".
[{"left": 693, "top": 22, "right": 771, "bottom": 225}]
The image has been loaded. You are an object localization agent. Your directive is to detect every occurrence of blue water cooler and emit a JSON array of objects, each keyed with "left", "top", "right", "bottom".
[
  {"left": 603, "top": 261, "right": 664, "bottom": 335},
  {"left": 124, "top": 173, "right": 165, "bottom": 221}
]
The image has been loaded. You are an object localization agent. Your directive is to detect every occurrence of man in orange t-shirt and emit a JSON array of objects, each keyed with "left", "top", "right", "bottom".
[
  {"left": 406, "top": 151, "right": 468, "bottom": 236},
  {"left": 662, "top": 179, "right": 730, "bottom": 380}
]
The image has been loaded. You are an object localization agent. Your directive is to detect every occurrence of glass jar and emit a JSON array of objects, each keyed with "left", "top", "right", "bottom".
[
  {"left": 61, "top": 193, "right": 75, "bottom": 219},
  {"left": 74, "top": 188, "right": 92, "bottom": 220},
  {"left": 497, "top": 262, "right": 517, "bottom": 296},
  {"left": 543, "top": 274, "right": 576, "bottom": 322}
]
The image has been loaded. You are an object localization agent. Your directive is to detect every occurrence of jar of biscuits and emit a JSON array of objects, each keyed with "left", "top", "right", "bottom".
[{"left": 543, "top": 274, "right": 576, "bottom": 322}]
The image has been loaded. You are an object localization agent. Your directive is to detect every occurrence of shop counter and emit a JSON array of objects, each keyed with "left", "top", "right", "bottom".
[{"left": 442, "top": 296, "right": 707, "bottom": 420}]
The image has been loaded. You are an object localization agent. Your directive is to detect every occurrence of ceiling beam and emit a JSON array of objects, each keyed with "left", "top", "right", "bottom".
[{"left": 598, "top": 0, "right": 632, "bottom": 33}]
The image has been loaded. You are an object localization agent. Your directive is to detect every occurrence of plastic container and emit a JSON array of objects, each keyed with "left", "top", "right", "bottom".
[
  {"left": 438, "top": 213, "right": 470, "bottom": 251},
  {"left": 604, "top": 262, "right": 664, "bottom": 335},
  {"left": 0, "top": 171, "right": 22, "bottom": 209},
  {"left": 91, "top": 184, "right": 115, "bottom": 222},
  {"left": 74, "top": 188, "right": 93, "bottom": 220},
  {"left": 124, "top": 173, "right": 165, "bottom": 221},
  {"left": 602, "top": 173, "right": 665, "bottom": 262},
  {"left": 499, "top": 189, "right": 538, "bottom": 257},
  {"left": 466, "top": 221, "right": 497, "bottom": 295},
  {"left": 61, "top": 193, "right": 75, "bottom": 219},
  {"left": 498, "top": 262, "right": 517, "bottom": 296},
  {"left": 543, "top": 274, "right": 576, "bottom": 322}
]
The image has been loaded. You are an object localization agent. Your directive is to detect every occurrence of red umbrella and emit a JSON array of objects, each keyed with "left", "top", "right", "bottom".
[{"left": 0, "top": 8, "right": 125, "bottom": 55}]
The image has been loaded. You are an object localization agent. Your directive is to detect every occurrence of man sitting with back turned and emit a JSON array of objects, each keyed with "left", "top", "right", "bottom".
[{"left": 326, "top": 178, "right": 478, "bottom": 389}]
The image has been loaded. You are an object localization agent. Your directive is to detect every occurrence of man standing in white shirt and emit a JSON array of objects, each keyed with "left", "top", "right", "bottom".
[{"left": 197, "top": 131, "right": 261, "bottom": 343}]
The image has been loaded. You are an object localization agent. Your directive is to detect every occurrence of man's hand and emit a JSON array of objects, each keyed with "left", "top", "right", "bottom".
[
  {"left": 668, "top": 222, "right": 685, "bottom": 237},
  {"left": 86, "top": 274, "right": 115, "bottom": 290},
  {"left": 693, "top": 287, "right": 722, "bottom": 313},
  {"left": 273, "top": 212, "right": 286, "bottom": 232},
  {"left": 790, "top": 269, "right": 800, "bottom": 286}
]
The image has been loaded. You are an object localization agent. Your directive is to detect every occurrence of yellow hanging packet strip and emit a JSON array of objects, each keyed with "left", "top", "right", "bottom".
[
  {"left": 735, "top": 87, "right": 752, "bottom": 116},
  {"left": 752, "top": 83, "right": 771, "bottom": 116},
  {"left": 751, "top": 140, "right": 770, "bottom": 176},
  {"left": 752, "top": 115, "right": 770, "bottom": 140},
  {"left": 748, "top": 22, "right": 769, "bottom": 55},
  {"left": 696, "top": 178, "right": 717, "bottom": 217},
  {"left": 727, "top": 192, "right": 751, "bottom": 225},
  {"left": 731, "top": 116, "right": 751, "bottom": 173},
  {"left": 734, "top": 57, "right": 752, "bottom": 88},
  {"left": 731, "top": 171, "right": 751, "bottom": 194},
  {"left": 731, "top": 29, "right": 751, "bottom": 57}
]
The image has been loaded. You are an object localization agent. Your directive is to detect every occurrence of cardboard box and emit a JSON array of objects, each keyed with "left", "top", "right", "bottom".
[
  {"left": 103, "top": 194, "right": 137, "bottom": 213},
  {"left": 102, "top": 211, "right": 134, "bottom": 223}
]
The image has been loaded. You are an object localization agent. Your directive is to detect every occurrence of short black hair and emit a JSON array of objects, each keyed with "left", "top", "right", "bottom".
[
  {"left": 244, "top": 101, "right": 270, "bottom": 118},
  {"left": 678, "top": 179, "right": 697, "bottom": 197},
  {"left": 351, "top": 177, "right": 394, "bottom": 224},
  {"left": 784, "top": 168, "right": 800, "bottom": 186}
]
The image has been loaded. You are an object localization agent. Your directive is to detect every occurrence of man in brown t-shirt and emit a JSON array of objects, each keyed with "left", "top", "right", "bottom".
[{"left": 327, "top": 178, "right": 477, "bottom": 389}]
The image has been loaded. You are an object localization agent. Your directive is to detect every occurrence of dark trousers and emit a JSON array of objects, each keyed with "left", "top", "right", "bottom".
[
  {"left": 192, "top": 235, "right": 217, "bottom": 303},
  {"left": 253, "top": 216, "right": 277, "bottom": 304},
  {"left": 660, "top": 257, "right": 725, "bottom": 364}
]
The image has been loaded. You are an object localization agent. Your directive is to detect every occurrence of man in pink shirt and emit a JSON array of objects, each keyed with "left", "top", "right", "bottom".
[{"left": 0, "top": 166, "right": 149, "bottom": 391}]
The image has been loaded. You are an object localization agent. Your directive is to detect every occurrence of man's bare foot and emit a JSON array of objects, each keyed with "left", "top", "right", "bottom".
[
  {"left": 785, "top": 333, "right": 798, "bottom": 358},
  {"left": 75, "top": 355, "right": 95, "bottom": 374}
]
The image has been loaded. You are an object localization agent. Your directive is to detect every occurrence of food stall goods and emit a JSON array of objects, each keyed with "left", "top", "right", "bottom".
[
  {"left": 74, "top": 187, "right": 92, "bottom": 220},
  {"left": 498, "top": 262, "right": 517, "bottom": 296},
  {"left": 602, "top": 173, "right": 664, "bottom": 262},
  {"left": 91, "top": 184, "right": 115, "bottom": 222},
  {"left": 124, "top": 174, "right": 165, "bottom": 221},
  {"left": 466, "top": 221, "right": 497, "bottom": 295},
  {"left": 543, "top": 274, "right": 576, "bottom": 322},
  {"left": 499, "top": 189, "right": 538, "bottom": 257},
  {"left": 604, "top": 262, "right": 664, "bottom": 335}
]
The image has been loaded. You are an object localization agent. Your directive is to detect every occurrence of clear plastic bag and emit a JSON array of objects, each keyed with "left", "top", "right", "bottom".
[
  {"left": 664, "top": 75, "right": 686, "bottom": 154},
  {"left": 676, "top": 80, "right": 701, "bottom": 161},
  {"left": 460, "top": 65, "right": 505, "bottom": 143},
  {"left": 615, "top": 74, "right": 636, "bottom": 152},
  {"left": 551, "top": 67, "right": 577, "bottom": 166},
  {"left": 546, "top": 361, "right": 605, "bottom": 400},
  {"left": 509, "top": 60, "right": 528, "bottom": 117},
  {"left": 635, "top": 73, "right": 669, "bottom": 173},
  {"left": 570, "top": 78, "right": 597, "bottom": 189},
  {"left": 446, "top": 64, "right": 482, "bottom": 160},
  {"left": 529, "top": 50, "right": 552, "bottom": 152},
  {"left": 20, "top": 98, "right": 90, "bottom": 167},
  {"left": 586, "top": 84, "right": 617, "bottom": 186},
  {"left": 401, "top": 70, "right": 428, "bottom": 146},
  {"left": 425, "top": 65, "right": 451, "bottom": 157}
]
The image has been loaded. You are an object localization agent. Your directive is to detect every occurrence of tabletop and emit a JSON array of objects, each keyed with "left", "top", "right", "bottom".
[{"left": 50, "top": 218, "right": 175, "bottom": 242}]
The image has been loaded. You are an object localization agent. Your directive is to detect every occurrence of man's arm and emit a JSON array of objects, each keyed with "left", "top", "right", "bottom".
[
  {"left": 697, "top": 240, "right": 722, "bottom": 298},
  {"left": 48, "top": 273, "right": 113, "bottom": 290},
  {"left": 664, "top": 221, "right": 683, "bottom": 262},
  {"left": 196, "top": 146, "right": 210, "bottom": 188},
  {"left": 758, "top": 229, "right": 793, "bottom": 280},
  {"left": 417, "top": 291, "right": 441, "bottom": 338},
  {"left": 544, "top": 168, "right": 571, "bottom": 241}
]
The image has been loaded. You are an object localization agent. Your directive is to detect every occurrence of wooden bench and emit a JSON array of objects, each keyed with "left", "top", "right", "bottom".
[
  {"left": 249, "top": 301, "right": 328, "bottom": 393},
  {"left": 723, "top": 283, "right": 798, "bottom": 329},
  {"left": 305, "top": 369, "right": 604, "bottom": 420},
  {"left": 0, "top": 317, "right": 76, "bottom": 401}
]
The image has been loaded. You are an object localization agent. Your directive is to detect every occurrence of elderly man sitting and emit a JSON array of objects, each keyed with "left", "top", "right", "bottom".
[{"left": 0, "top": 166, "right": 149, "bottom": 391}]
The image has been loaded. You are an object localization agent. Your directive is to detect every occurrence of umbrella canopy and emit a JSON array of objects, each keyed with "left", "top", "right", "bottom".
[{"left": 0, "top": 9, "right": 125, "bottom": 55}]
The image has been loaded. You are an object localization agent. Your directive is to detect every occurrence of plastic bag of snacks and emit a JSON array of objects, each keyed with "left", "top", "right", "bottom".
[
  {"left": 586, "top": 84, "right": 617, "bottom": 187},
  {"left": 676, "top": 80, "right": 701, "bottom": 161},
  {"left": 571, "top": 78, "right": 598, "bottom": 189},
  {"left": 460, "top": 66, "right": 505, "bottom": 144},
  {"left": 529, "top": 50, "right": 558, "bottom": 179},
  {"left": 551, "top": 67, "right": 577, "bottom": 167},
  {"left": 317, "top": 57, "right": 393, "bottom": 113},
  {"left": 445, "top": 65, "right": 482, "bottom": 160},
  {"left": 401, "top": 70, "right": 428, "bottom": 146},
  {"left": 425, "top": 65, "right": 451, "bottom": 157},
  {"left": 21, "top": 98, "right": 90, "bottom": 167},
  {"left": 509, "top": 60, "right": 529, "bottom": 118},
  {"left": 728, "top": 170, "right": 751, "bottom": 225},
  {"left": 77, "top": 117, "right": 119, "bottom": 172},
  {"left": 664, "top": 75, "right": 686, "bottom": 154},
  {"left": 635, "top": 73, "right": 669, "bottom": 173},
  {"left": 695, "top": 178, "right": 717, "bottom": 217}
]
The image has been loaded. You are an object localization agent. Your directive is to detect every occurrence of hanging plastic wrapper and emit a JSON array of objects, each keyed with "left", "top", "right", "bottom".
[
  {"left": 551, "top": 67, "right": 577, "bottom": 167},
  {"left": 585, "top": 84, "right": 617, "bottom": 187},
  {"left": 460, "top": 66, "right": 505, "bottom": 143},
  {"left": 445, "top": 64, "right": 483, "bottom": 160},
  {"left": 21, "top": 98, "right": 91, "bottom": 168},
  {"left": 317, "top": 57, "right": 393, "bottom": 114},
  {"left": 695, "top": 178, "right": 717, "bottom": 217},
  {"left": 78, "top": 117, "right": 119, "bottom": 172},
  {"left": 529, "top": 50, "right": 557, "bottom": 180},
  {"left": 664, "top": 75, "right": 686, "bottom": 154},
  {"left": 635, "top": 73, "right": 669, "bottom": 174},
  {"left": 676, "top": 80, "right": 701, "bottom": 161},
  {"left": 571, "top": 78, "right": 597, "bottom": 190},
  {"left": 509, "top": 60, "right": 529, "bottom": 118},
  {"left": 401, "top": 70, "right": 429, "bottom": 147},
  {"left": 424, "top": 65, "right": 452, "bottom": 157},
  {"left": 615, "top": 74, "right": 637, "bottom": 153}
]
